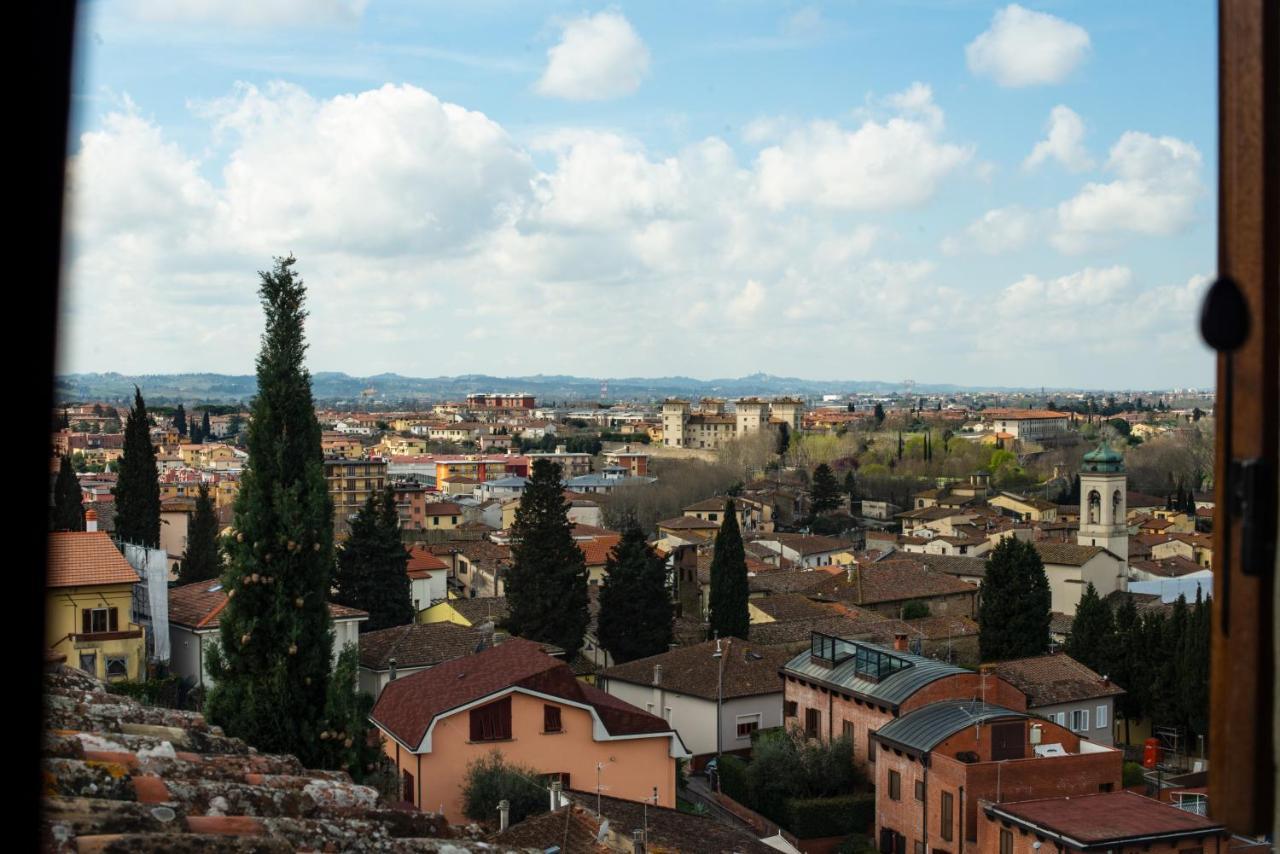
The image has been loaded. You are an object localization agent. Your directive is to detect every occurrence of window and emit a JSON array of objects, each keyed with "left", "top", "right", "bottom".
[
  {"left": 804, "top": 708, "right": 820, "bottom": 739},
  {"left": 1072, "top": 709, "right": 1090, "bottom": 732},
  {"left": 469, "top": 696, "right": 512, "bottom": 741},
  {"left": 914, "top": 843, "right": 925, "bottom": 854},
  {"left": 888, "top": 770, "right": 901, "bottom": 800},
  {"left": 79, "top": 653, "right": 97, "bottom": 675},
  {"left": 81, "top": 607, "right": 119, "bottom": 635},
  {"left": 1000, "top": 829, "right": 1013, "bottom": 854},
  {"left": 914, "top": 780, "right": 925, "bottom": 801},
  {"left": 543, "top": 704, "right": 562, "bottom": 733},
  {"left": 451, "top": 516, "right": 457, "bottom": 524},
  {"left": 941, "top": 791, "right": 954, "bottom": 841},
  {"left": 402, "top": 769, "right": 415, "bottom": 805},
  {"left": 784, "top": 700, "right": 798, "bottom": 718},
  {"left": 1096, "top": 704, "right": 1108, "bottom": 729},
  {"left": 709, "top": 513, "right": 718, "bottom": 522},
  {"left": 842, "top": 720, "right": 854, "bottom": 741},
  {"left": 433, "top": 516, "right": 440, "bottom": 526},
  {"left": 1054, "top": 712, "right": 1066, "bottom": 726},
  {"left": 868, "top": 731, "right": 877, "bottom": 763},
  {"left": 105, "top": 657, "right": 128, "bottom": 679},
  {"left": 737, "top": 715, "right": 761, "bottom": 738}
]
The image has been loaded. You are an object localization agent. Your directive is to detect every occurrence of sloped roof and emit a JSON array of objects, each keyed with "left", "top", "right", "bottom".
[
  {"left": 874, "top": 701, "right": 1027, "bottom": 754},
  {"left": 783, "top": 638, "right": 969, "bottom": 707},
  {"left": 807, "top": 560, "right": 977, "bottom": 605},
  {"left": 168, "top": 579, "right": 367, "bottom": 630},
  {"left": 446, "top": 596, "right": 509, "bottom": 626},
  {"left": 750, "top": 593, "right": 837, "bottom": 622},
  {"left": 406, "top": 544, "right": 449, "bottom": 577},
  {"left": 989, "top": 652, "right": 1125, "bottom": 707},
  {"left": 987, "top": 791, "right": 1223, "bottom": 848},
  {"left": 47, "top": 532, "right": 140, "bottom": 588},
  {"left": 1035, "top": 542, "right": 1113, "bottom": 566},
  {"left": 358, "top": 622, "right": 488, "bottom": 670},
  {"left": 601, "top": 638, "right": 791, "bottom": 700},
  {"left": 371, "top": 639, "right": 675, "bottom": 750}
]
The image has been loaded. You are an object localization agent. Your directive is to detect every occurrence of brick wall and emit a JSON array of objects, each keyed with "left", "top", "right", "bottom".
[{"left": 973, "top": 805, "right": 1228, "bottom": 854}]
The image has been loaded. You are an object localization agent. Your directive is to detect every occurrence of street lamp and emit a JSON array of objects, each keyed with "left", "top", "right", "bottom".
[{"left": 712, "top": 636, "right": 725, "bottom": 763}]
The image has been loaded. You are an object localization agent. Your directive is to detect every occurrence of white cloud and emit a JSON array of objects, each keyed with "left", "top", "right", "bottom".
[
  {"left": 966, "top": 4, "right": 1090, "bottom": 87},
  {"left": 124, "top": 0, "right": 367, "bottom": 27},
  {"left": 1025, "top": 105, "right": 1093, "bottom": 172},
  {"left": 941, "top": 206, "right": 1038, "bottom": 255},
  {"left": 754, "top": 83, "right": 971, "bottom": 210},
  {"left": 999, "top": 266, "right": 1133, "bottom": 316},
  {"left": 535, "top": 11, "right": 651, "bottom": 101},
  {"left": 1053, "top": 131, "right": 1203, "bottom": 252}
]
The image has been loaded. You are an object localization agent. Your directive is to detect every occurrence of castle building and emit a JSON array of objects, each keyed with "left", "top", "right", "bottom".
[{"left": 660, "top": 397, "right": 805, "bottom": 450}]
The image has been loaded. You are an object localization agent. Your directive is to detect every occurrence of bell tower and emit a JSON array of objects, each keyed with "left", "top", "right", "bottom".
[{"left": 1077, "top": 441, "right": 1128, "bottom": 559}]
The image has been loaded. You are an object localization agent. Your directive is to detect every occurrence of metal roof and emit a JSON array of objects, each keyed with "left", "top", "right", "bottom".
[
  {"left": 874, "top": 701, "right": 1027, "bottom": 754},
  {"left": 782, "top": 640, "right": 968, "bottom": 707}
]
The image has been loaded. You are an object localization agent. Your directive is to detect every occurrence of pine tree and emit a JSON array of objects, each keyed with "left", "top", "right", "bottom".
[
  {"left": 843, "top": 470, "right": 858, "bottom": 505},
  {"left": 505, "top": 459, "right": 590, "bottom": 658},
  {"left": 52, "top": 454, "right": 85, "bottom": 532},
  {"left": 334, "top": 487, "right": 412, "bottom": 632},
  {"left": 708, "top": 499, "right": 750, "bottom": 641},
  {"left": 174, "top": 403, "right": 188, "bottom": 437},
  {"left": 597, "top": 522, "right": 673, "bottom": 663},
  {"left": 180, "top": 483, "right": 222, "bottom": 583},
  {"left": 978, "top": 538, "right": 1051, "bottom": 661},
  {"left": 114, "top": 387, "right": 161, "bottom": 548},
  {"left": 810, "top": 464, "right": 841, "bottom": 516},
  {"left": 1065, "top": 583, "right": 1114, "bottom": 675},
  {"left": 205, "top": 255, "right": 359, "bottom": 775}
]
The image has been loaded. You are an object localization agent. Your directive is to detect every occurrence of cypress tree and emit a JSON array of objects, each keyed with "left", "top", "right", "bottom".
[
  {"left": 873, "top": 403, "right": 885, "bottom": 427},
  {"left": 505, "top": 459, "right": 590, "bottom": 658},
  {"left": 205, "top": 255, "right": 360, "bottom": 774},
  {"left": 180, "top": 483, "right": 222, "bottom": 583},
  {"left": 201, "top": 410, "right": 213, "bottom": 441},
  {"left": 333, "top": 487, "right": 412, "bottom": 632},
  {"left": 114, "top": 387, "right": 161, "bottom": 548},
  {"left": 1110, "top": 595, "right": 1143, "bottom": 744},
  {"left": 811, "top": 464, "right": 841, "bottom": 515},
  {"left": 1181, "top": 590, "right": 1210, "bottom": 738},
  {"left": 708, "top": 499, "right": 750, "bottom": 641},
  {"left": 1150, "top": 598, "right": 1185, "bottom": 728},
  {"left": 52, "top": 454, "right": 85, "bottom": 532},
  {"left": 897, "top": 431, "right": 904, "bottom": 461},
  {"left": 597, "top": 522, "right": 673, "bottom": 663},
  {"left": 978, "top": 538, "right": 1051, "bottom": 661},
  {"left": 776, "top": 422, "right": 791, "bottom": 457},
  {"left": 843, "top": 470, "right": 858, "bottom": 504},
  {"left": 1065, "top": 583, "right": 1114, "bottom": 675},
  {"left": 174, "top": 403, "right": 188, "bottom": 437}
]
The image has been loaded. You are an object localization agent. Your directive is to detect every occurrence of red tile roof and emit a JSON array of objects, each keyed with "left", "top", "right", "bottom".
[
  {"left": 988, "top": 791, "right": 1223, "bottom": 846},
  {"left": 46, "top": 532, "right": 140, "bottom": 588},
  {"left": 371, "top": 639, "right": 674, "bottom": 750},
  {"left": 168, "top": 579, "right": 367, "bottom": 630},
  {"left": 578, "top": 535, "right": 621, "bottom": 567},
  {"left": 989, "top": 652, "right": 1125, "bottom": 707},
  {"left": 407, "top": 544, "right": 449, "bottom": 578}
]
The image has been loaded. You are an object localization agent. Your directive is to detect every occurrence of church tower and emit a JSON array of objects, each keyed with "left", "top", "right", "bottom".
[{"left": 1077, "top": 441, "right": 1128, "bottom": 559}]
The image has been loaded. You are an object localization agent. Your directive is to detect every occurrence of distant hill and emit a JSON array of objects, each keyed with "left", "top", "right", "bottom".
[{"left": 53, "top": 371, "right": 1034, "bottom": 405}]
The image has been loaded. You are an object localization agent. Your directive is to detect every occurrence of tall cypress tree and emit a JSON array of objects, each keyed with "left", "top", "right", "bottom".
[
  {"left": 201, "top": 410, "right": 213, "bottom": 441},
  {"left": 1180, "top": 590, "right": 1210, "bottom": 738},
  {"left": 708, "top": 499, "right": 750, "bottom": 641},
  {"left": 180, "top": 483, "right": 222, "bottom": 583},
  {"left": 1110, "top": 595, "right": 1143, "bottom": 744},
  {"left": 205, "top": 255, "right": 358, "bottom": 774},
  {"left": 597, "top": 522, "right": 673, "bottom": 663},
  {"left": 978, "top": 538, "right": 1051, "bottom": 661},
  {"left": 334, "top": 487, "right": 412, "bottom": 632},
  {"left": 843, "top": 470, "right": 858, "bottom": 504},
  {"left": 52, "top": 454, "right": 85, "bottom": 532},
  {"left": 114, "top": 387, "right": 161, "bottom": 548},
  {"left": 505, "top": 459, "right": 590, "bottom": 658},
  {"left": 1065, "top": 583, "right": 1114, "bottom": 674},
  {"left": 174, "top": 403, "right": 188, "bottom": 437}
]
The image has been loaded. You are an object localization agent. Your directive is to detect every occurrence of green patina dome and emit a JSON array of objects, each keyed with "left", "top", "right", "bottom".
[{"left": 1081, "top": 441, "right": 1125, "bottom": 473}]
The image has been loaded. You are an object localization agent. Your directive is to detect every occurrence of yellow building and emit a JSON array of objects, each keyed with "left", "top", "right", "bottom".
[
  {"left": 324, "top": 458, "right": 388, "bottom": 539},
  {"left": 46, "top": 529, "right": 145, "bottom": 682}
]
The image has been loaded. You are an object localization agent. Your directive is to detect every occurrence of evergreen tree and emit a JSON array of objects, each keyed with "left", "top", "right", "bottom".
[
  {"left": 810, "top": 464, "right": 841, "bottom": 516},
  {"left": 708, "top": 500, "right": 750, "bottom": 641},
  {"left": 873, "top": 403, "right": 885, "bottom": 427},
  {"left": 1065, "top": 583, "right": 1114, "bottom": 675},
  {"left": 597, "top": 522, "right": 673, "bottom": 663},
  {"left": 843, "top": 470, "right": 858, "bottom": 505},
  {"left": 201, "top": 409, "right": 213, "bottom": 441},
  {"left": 1150, "top": 598, "right": 1185, "bottom": 728},
  {"left": 333, "top": 487, "right": 412, "bottom": 632},
  {"left": 505, "top": 459, "right": 590, "bottom": 658},
  {"left": 180, "top": 483, "right": 222, "bottom": 583},
  {"left": 174, "top": 403, "right": 188, "bottom": 437},
  {"left": 776, "top": 422, "right": 791, "bottom": 457},
  {"left": 52, "top": 454, "right": 85, "bottom": 532},
  {"left": 1180, "top": 591, "right": 1210, "bottom": 738},
  {"left": 205, "top": 255, "right": 359, "bottom": 775},
  {"left": 978, "top": 538, "right": 1051, "bottom": 661},
  {"left": 114, "top": 387, "right": 161, "bottom": 548},
  {"left": 1110, "top": 595, "right": 1144, "bottom": 744},
  {"left": 897, "top": 432, "right": 904, "bottom": 461}
]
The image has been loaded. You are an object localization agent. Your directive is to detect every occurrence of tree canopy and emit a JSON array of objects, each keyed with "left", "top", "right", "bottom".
[
  {"left": 114, "top": 387, "right": 160, "bottom": 548},
  {"left": 708, "top": 499, "right": 749, "bottom": 641},
  {"left": 597, "top": 522, "right": 673, "bottom": 663},
  {"left": 978, "top": 537, "right": 1051, "bottom": 661},
  {"left": 333, "top": 487, "right": 413, "bottom": 632}
]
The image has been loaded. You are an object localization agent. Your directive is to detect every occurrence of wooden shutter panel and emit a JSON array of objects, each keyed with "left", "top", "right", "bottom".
[
  {"left": 82, "top": 609, "right": 91, "bottom": 634},
  {"left": 108, "top": 608, "right": 118, "bottom": 631}
]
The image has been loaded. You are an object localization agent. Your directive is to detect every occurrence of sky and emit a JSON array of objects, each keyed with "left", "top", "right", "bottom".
[{"left": 60, "top": 0, "right": 1217, "bottom": 390}]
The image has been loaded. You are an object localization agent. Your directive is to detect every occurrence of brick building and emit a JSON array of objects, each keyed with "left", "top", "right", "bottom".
[
  {"left": 780, "top": 633, "right": 1025, "bottom": 774},
  {"left": 872, "top": 701, "right": 1122, "bottom": 853}
]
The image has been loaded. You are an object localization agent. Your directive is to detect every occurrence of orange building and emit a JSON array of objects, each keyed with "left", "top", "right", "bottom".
[{"left": 370, "top": 639, "right": 688, "bottom": 824}]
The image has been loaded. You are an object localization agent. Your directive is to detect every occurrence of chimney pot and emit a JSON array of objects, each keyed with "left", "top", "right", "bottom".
[
  {"left": 498, "top": 799, "right": 510, "bottom": 831},
  {"left": 85, "top": 509, "right": 99, "bottom": 533},
  {"left": 893, "top": 632, "right": 909, "bottom": 652},
  {"left": 652, "top": 664, "right": 663, "bottom": 686},
  {"left": 389, "top": 657, "right": 398, "bottom": 681},
  {"left": 549, "top": 780, "right": 563, "bottom": 811}
]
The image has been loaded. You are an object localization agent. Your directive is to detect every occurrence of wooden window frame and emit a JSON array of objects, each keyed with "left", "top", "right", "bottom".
[
  {"left": 543, "top": 704, "right": 562, "bottom": 734},
  {"left": 888, "top": 769, "right": 901, "bottom": 801}
]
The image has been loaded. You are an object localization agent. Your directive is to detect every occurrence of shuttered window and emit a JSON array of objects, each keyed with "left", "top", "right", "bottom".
[
  {"left": 940, "top": 791, "right": 954, "bottom": 841},
  {"left": 470, "top": 697, "right": 512, "bottom": 741},
  {"left": 543, "top": 704, "right": 562, "bottom": 733}
]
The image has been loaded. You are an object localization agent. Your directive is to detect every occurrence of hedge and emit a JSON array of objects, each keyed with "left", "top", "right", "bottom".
[
  {"left": 716, "top": 754, "right": 751, "bottom": 805},
  {"left": 785, "top": 793, "right": 875, "bottom": 839}
]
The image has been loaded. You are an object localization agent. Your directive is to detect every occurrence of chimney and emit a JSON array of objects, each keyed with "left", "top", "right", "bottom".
[
  {"left": 498, "top": 799, "right": 510, "bottom": 832},
  {"left": 632, "top": 829, "right": 646, "bottom": 854},
  {"left": 893, "top": 632, "right": 909, "bottom": 652},
  {"left": 85, "top": 509, "right": 98, "bottom": 533},
  {"left": 388, "top": 657, "right": 397, "bottom": 681},
  {"left": 549, "top": 780, "right": 563, "bottom": 811}
]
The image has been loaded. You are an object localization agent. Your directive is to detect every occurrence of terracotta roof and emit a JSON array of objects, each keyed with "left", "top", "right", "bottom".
[
  {"left": 445, "top": 596, "right": 509, "bottom": 626},
  {"left": 911, "top": 553, "right": 988, "bottom": 579},
  {"left": 407, "top": 544, "right": 449, "bottom": 577},
  {"left": 1035, "top": 543, "right": 1111, "bottom": 566},
  {"left": 421, "top": 502, "right": 462, "bottom": 515},
  {"left": 989, "top": 652, "right": 1125, "bottom": 707},
  {"left": 987, "top": 791, "right": 1223, "bottom": 847},
  {"left": 358, "top": 622, "right": 488, "bottom": 670},
  {"left": 808, "top": 560, "right": 978, "bottom": 605},
  {"left": 41, "top": 662, "right": 470, "bottom": 850},
  {"left": 744, "top": 568, "right": 832, "bottom": 595},
  {"left": 601, "top": 638, "right": 791, "bottom": 700},
  {"left": 746, "top": 611, "right": 889, "bottom": 647},
  {"left": 47, "top": 532, "right": 140, "bottom": 588},
  {"left": 579, "top": 536, "right": 621, "bottom": 567},
  {"left": 371, "top": 639, "right": 675, "bottom": 750},
  {"left": 750, "top": 593, "right": 837, "bottom": 622},
  {"left": 1131, "top": 556, "right": 1205, "bottom": 578},
  {"left": 168, "top": 580, "right": 367, "bottom": 630},
  {"left": 981, "top": 409, "right": 1069, "bottom": 420},
  {"left": 657, "top": 516, "right": 721, "bottom": 530},
  {"left": 760, "top": 533, "right": 855, "bottom": 555}
]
